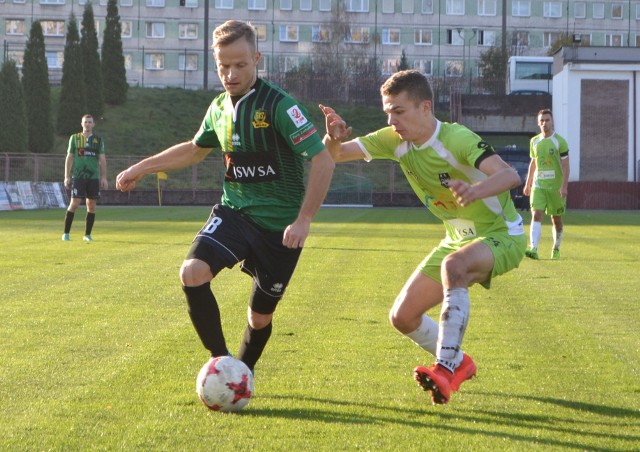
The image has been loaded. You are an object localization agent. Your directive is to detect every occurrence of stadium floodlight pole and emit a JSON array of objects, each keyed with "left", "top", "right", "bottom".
[{"left": 203, "top": 0, "right": 209, "bottom": 90}]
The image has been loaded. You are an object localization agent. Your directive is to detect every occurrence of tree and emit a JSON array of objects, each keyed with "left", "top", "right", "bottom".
[
  {"left": 398, "top": 50, "right": 409, "bottom": 71},
  {"left": 0, "top": 61, "right": 28, "bottom": 153},
  {"left": 81, "top": 2, "right": 105, "bottom": 118},
  {"left": 477, "top": 46, "right": 508, "bottom": 95},
  {"left": 101, "top": 0, "right": 128, "bottom": 105},
  {"left": 57, "top": 13, "right": 86, "bottom": 136},
  {"left": 547, "top": 33, "right": 576, "bottom": 56},
  {"left": 22, "top": 21, "right": 54, "bottom": 153}
]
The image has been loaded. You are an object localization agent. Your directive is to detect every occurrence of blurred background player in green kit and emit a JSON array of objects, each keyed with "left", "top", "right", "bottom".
[
  {"left": 523, "top": 109, "right": 570, "bottom": 260},
  {"left": 62, "top": 114, "right": 108, "bottom": 242}
]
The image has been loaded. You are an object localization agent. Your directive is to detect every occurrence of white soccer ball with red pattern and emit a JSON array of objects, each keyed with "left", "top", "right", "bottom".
[{"left": 196, "top": 356, "right": 254, "bottom": 412}]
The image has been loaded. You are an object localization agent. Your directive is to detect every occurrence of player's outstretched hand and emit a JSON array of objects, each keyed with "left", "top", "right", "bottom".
[
  {"left": 319, "top": 104, "right": 352, "bottom": 141},
  {"left": 116, "top": 169, "right": 140, "bottom": 192}
]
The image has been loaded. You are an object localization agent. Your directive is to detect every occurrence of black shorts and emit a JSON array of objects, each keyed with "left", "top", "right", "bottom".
[
  {"left": 71, "top": 178, "right": 100, "bottom": 199},
  {"left": 186, "top": 204, "right": 302, "bottom": 313}
]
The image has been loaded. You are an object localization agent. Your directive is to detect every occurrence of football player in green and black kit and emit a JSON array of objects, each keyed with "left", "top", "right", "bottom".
[
  {"left": 62, "top": 114, "right": 108, "bottom": 242},
  {"left": 523, "top": 109, "right": 570, "bottom": 260},
  {"left": 116, "top": 21, "right": 334, "bottom": 378},
  {"left": 321, "top": 70, "right": 526, "bottom": 405}
]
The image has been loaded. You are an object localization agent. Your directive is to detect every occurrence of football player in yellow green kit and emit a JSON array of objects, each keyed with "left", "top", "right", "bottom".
[
  {"left": 320, "top": 70, "right": 526, "bottom": 405},
  {"left": 523, "top": 109, "right": 570, "bottom": 260}
]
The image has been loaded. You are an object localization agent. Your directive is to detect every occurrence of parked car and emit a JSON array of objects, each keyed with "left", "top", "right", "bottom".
[{"left": 497, "top": 146, "right": 531, "bottom": 211}]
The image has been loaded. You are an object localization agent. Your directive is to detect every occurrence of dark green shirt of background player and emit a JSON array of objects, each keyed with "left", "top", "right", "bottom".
[
  {"left": 67, "top": 133, "right": 105, "bottom": 180},
  {"left": 193, "top": 78, "right": 325, "bottom": 232}
]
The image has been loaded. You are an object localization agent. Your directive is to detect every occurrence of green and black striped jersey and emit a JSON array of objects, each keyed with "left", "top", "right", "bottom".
[{"left": 194, "top": 78, "right": 325, "bottom": 232}]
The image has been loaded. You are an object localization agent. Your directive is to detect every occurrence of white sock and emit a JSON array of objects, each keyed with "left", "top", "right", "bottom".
[
  {"left": 405, "top": 315, "right": 439, "bottom": 356},
  {"left": 530, "top": 221, "right": 542, "bottom": 249},
  {"left": 436, "top": 288, "right": 469, "bottom": 373},
  {"left": 553, "top": 228, "right": 563, "bottom": 250}
]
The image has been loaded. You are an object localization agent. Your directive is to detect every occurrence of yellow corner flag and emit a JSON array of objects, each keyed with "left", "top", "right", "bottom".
[{"left": 156, "top": 172, "right": 168, "bottom": 206}]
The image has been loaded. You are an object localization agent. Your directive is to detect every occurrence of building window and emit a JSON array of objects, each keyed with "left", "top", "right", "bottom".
[
  {"left": 146, "top": 22, "right": 165, "bottom": 38},
  {"left": 637, "top": 4, "right": 640, "bottom": 19},
  {"left": 593, "top": 3, "right": 604, "bottom": 19},
  {"left": 415, "top": 29, "right": 432, "bottom": 45},
  {"left": 346, "top": 0, "right": 368, "bottom": 12},
  {"left": 543, "top": 2, "right": 562, "bottom": 18},
  {"left": 255, "top": 24, "right": 267, "bottom": 41},
  {"left": 478, "top": 30, "right": 496, "bottom": 46},
  {"left": 382, "top": 0, "right": 394, "bottom": 13},
  {"left": 577, "top": 34, "right": 591, "bottom": 45},
  {"left": 42, "top": 20, "right": 65, "bottom": 37},
  {"left": 40, "top": 0, "right": 65, "bottom": 5},
  {"left": 636, "top": 35, "right": 640, "bottom": 47},
  {"left": 184, "top": 0, "right": 197, "bottom": 6},
  {"left": 280, "top": 0, "right": 292, "bottom": 10},
  {"left": 46, "top": 51, "right": 64, "bottom": 68},
  {"left": 123, "top": 53, "right": 132, "bottom": 70},
  {"left": 346, "top": 26, "right": 370, "bottom": 43},
  {"left": 512, "top": 31, "right": 529, "bottom": 46},
  {"left": 447, "top": 29, "right": 464, "bottom": 45},
  {"left": 401, "top": 0, "right": 413, "bottom": 14},
  {"left": 6, "top": 19, "right": 25, "bottom": 35},
  {"left": 477, "top": 0, "right": 496, "bottom": 16},
  {"left": 8, "top": 51, "right": 25, "bottom": 67},
  {"left": 382, "top": 28, "right": 401, "bottom": 45},
  {"left": 611, "top": 3, "right": 623, "bottom": 19},
  {"left": 445, "top": 60, "right": 463, "bottom": 76},
  {"left": 145, "top": 53, "right": 165, "bottom": 70},
  {"left": 121, "top": 20, "right": 132, "bottom": 38},
  {"left": 543, "top": 31, "right": 561, "bottom": 47},
  {"left": 215, "top": 0, "right": 232, "bottom": 9},
  {"left": 248, "top": 0, "right": 266, "bottom": 9},
  {"left": 283, "top": 56, "right": 299, "bottom": 72},
  {"left": 179, "top": 23, "right": 198, "bottom": 39},
  {"left": 319, "top": 0, "right": 331, "bottom": 11},
  {"left": 605, "top": 33, "right": 623, "bottom": 46},
  {"left": 512, "top": 0, "right": 530, "bottom": 17},
  {"left": 422, "top": 0, "right": 433, "bottom": 14},
  {"left": 574, "top": 2, "right": 586, "bottom": 18},
  {"left": 13, "top": 0, "right": 26, "bottom": 3},
  {"left": 300, "top": 0, "right": 311, "bottom": 11},
  {"left": 446, "top": 0, "right": 464, "bottom": 15},
  {"left": 414, "top": 59, "right": 432, "bottom": 75},
  {"left": 279, "top": 25, "right": 298, "bottom": 42},
  {"left": 312, "top": 25, "right": 331, "bottom": 43},
  {"left": 146, "top": 0, "right": 164, "bottom": 7},
  {"left": 382, "top": 59, "right": 398, "bottom": 75},
  {"left": 179, "top": 54, "right": 198, "bottom": 71}
]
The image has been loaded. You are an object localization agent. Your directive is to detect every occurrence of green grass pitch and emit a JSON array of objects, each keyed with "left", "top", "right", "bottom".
[{"left": 0, "top": 207, "right": 638, "bottom": 450}]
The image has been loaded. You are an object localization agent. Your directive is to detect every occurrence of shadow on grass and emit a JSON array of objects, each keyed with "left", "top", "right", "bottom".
[{"left": 237, "top": 393, "right": 639, "bottom": 451}]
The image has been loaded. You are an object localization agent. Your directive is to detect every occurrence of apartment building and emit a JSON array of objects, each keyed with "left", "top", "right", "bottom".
[{"left": 2, "top": 0, "right": 640, "bottom": 89}]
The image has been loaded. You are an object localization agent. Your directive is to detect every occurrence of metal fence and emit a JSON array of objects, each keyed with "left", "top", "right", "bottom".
[{"left": 1, "top": 152, "right": 414, "bottom": 199}]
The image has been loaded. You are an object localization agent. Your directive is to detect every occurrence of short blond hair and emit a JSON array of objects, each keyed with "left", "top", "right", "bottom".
[{"left": 212, "top": 20, "right": 256, "bottom": 51}]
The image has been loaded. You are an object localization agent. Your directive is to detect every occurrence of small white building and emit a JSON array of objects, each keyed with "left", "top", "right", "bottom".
[{"left": 553, "top": 46, "right": 640, "bottom": 184}]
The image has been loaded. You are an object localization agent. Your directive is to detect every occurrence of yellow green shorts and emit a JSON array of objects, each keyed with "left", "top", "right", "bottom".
[
  {"left": 531, "top": 186, "right": 566, "bottom": 216},
  {"left": 419, "top": 232, "right": 526, "bottom": 289}
]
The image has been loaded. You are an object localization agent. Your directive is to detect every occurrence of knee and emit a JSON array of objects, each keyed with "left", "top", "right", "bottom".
[
  {"left": 179, "top": 259, "right": 213, "bottom": 287},
  {"left": 388, "top": 298, "right": 413, "bottom": 333},
  {"left": 248, "top": 309, "right": 273, "bottom": 329},
  {"left": 441, "top": 253, "right": 467, "bottom": 286}
]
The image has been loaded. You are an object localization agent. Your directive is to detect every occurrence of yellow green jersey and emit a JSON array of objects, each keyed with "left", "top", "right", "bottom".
[
  {"left": 529, "top": 132, "right": 569, "bottom": 190},
  {"left": 67, "top": 133, "right": 104, "bottom": 180},
  {"left": 356, "top": 121, "right": 524, "bottom": 243}
]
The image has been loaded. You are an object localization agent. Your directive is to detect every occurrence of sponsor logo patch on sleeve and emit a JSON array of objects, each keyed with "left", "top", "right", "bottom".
[
  {"left": 289, "top": 123, "right": 318, "bottom": 145},
  {"left": 286, "top": 105, "right": 308, "bottom": 128}
]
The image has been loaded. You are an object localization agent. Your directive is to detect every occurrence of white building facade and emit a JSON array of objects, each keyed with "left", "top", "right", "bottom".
[{"left": 2, "top": 0, "right": 640, "bottom": 89}]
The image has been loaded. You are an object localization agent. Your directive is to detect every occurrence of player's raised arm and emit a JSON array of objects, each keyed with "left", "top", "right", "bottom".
[{"left": 116, "top": 141, "right": 212, "bottom": 192}]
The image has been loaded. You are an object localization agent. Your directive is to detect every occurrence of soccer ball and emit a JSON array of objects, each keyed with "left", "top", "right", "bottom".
[{"left": 196, "top": 356, "right": 254, "bottom": 412}]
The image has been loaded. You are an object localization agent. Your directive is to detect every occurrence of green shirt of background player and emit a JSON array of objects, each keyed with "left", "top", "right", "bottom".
[
  {"left": 116, "top": 20, "right": 335, "bottom": 378},
  {"left": 523, "top": 109, "right": 570, "bottom": 260},
  {"left": 320, "top": 70, "right": 526, "bottom": 405},
  {"left": 62, "top": 114, "right": 108, "bottom": 242}
]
